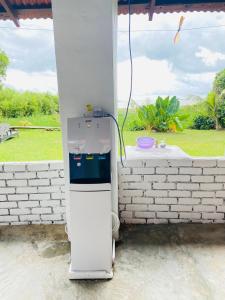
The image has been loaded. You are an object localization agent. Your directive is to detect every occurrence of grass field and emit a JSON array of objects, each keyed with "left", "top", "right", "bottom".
[
  {"left": 0, "top": 128, "right": 225, "bottom": 162},
  {"left": 0, "top": 130, "right": 63, "bottom": 162},
  {"left": 0, "top": 114, "right": 61, "bottom": 127}
]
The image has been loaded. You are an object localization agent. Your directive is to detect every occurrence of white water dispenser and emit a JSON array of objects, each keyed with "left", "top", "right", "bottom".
[{"left": 67, "top": 116, "right": 113, "bottom": 279}]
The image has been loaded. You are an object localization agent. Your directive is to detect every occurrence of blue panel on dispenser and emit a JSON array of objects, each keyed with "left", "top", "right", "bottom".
[{"left": 69, "top": 152, "right": 111, "bottom": 184}]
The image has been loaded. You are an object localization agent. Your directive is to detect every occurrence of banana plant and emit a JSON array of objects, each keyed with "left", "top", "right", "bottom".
[
  {"left": 137, "top": 96, "right": 184, "bottom": 132},
  {"left": 155, "top": 96, "right": 183, "bottom": 132}
]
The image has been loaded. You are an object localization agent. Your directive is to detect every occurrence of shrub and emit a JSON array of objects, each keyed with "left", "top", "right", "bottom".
[
  {"left": 0, "top": 88, "right": 59, "bottom": 118},
  {"left": 216, "top": 101, "right": 225, "bottom": 128},
  {"left": 193, "top": 115, "right": 216, "bottom": 130},
  {"left": 128, "top": 120, "right": 145, "bottom": 131},
  {"left": 179, "top": 102, "right": 208, "bottom": 129}
]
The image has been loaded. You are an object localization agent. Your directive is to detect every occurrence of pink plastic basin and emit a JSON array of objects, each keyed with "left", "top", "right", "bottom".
[{"left": 137, "top": 137, "right": 155, "bottom": 149}]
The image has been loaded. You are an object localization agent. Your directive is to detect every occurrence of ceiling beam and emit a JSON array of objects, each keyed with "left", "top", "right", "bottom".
[
  {"left": 0, "top": 0, "right": 19, "bottom": 27},
  {"left": 149, "top": 0, "right": 156, "bottom": 20}
]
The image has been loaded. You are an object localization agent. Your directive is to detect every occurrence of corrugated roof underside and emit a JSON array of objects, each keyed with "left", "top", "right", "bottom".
[
  {"left": 8, "top": 0, "right": 51, "bottom": 5},
  {"left": 0, "top": 0, "right": 225, "bottom": 21}
]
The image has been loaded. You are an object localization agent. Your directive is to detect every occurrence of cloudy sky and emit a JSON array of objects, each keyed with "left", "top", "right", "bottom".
[{"left": 0, "top": 11, "right": 225, "bottom": 106}]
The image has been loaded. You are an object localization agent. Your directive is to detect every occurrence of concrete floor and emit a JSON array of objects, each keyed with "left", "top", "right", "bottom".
[{"left": 0, "top": 224, "right": 225, "bottom": 300}]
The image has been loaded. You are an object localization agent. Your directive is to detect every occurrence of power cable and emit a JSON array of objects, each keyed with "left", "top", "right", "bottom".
[
  {"left": 121, "top": 0, "right": 133, "bottom": 160},
  {"left": 118, "top": 24, "right": 225, "bottom": 32},
  {"left": 1, "top": 24, "right": 225, "bottom": 32},
  {"left": 107, "top": 114, "right": 124, "bottom": 167}
]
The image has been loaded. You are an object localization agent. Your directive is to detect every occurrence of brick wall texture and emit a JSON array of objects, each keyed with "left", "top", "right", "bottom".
[
  {"left": 0, "top": 158, "right": 225, "bottom": 225},
  {"left": 0, "top": 161, "right": 66, "bottom": 225},
  {"left": 119, "top": 158, "right": 225, "bottom": 224}
]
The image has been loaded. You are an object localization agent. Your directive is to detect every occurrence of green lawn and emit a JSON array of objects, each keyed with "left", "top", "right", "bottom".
[
  {"left": 0, "top": 129, "right": 224, "bottom": 162},
  {"left": 0, "top": 129, "right": 63, "bottom": 162}
]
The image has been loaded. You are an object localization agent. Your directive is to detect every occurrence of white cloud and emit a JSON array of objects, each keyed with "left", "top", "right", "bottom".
[
  {"left": 5, "top": 69, "right": 58, "bottom": 93},
  {"left": 117, "top": 56, "right": 180, "bottom": 103},
  {"left": 184, "top": 71, "right": 215, "bottom": 83},
  {"left": 196, "top": 46, "right": 225, "bottom": 66},
  {"left": 13, "top": 19, "right": 53, "bottom": 39}
]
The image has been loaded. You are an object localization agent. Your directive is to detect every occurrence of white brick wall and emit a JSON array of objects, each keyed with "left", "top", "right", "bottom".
[
  {"left": 0, "top": 161, "right": 65, "bottom": 225},
  {"left": 1, "top": 157, "right": 225, "bottom": 226},
  {"left": 119, "top": 158, "right": 225, "bottom": 224}
]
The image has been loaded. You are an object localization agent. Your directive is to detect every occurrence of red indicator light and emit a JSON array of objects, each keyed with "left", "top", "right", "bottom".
[{"left": 74, "top": 156, "right": 81, "bottom": 161}]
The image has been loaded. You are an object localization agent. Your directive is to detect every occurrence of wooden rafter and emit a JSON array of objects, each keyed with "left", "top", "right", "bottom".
[
  {"left": 149, "top": 0, "right": 156, "bottom": 21},
  {"left": 0, "top": 0, "right": 19, "bottom": 27}
]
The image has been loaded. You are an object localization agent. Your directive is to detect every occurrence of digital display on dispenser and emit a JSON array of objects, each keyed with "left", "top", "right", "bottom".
[{"left": 69, "top": 152, "right": 111, "bottom": 184}]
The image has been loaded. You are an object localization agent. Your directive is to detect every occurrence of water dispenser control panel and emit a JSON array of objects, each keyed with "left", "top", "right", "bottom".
[
  {"left": 68, "top": 117, "right": 111, "bottom": 154},
  {"left": 68, "top": 117, "right": 112, "bottom": 184}
]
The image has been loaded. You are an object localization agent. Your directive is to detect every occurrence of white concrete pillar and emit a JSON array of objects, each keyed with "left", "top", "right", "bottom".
[{"left": 52, "top": 0, "right": 118, "bottom": 237}]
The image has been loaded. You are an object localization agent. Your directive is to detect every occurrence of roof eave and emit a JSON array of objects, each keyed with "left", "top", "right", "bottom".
[
  {"left": 118, "top": 2, "right": 225, "bottom": 15},
  {"left": 1, "top": 1, "right": 225, "bottom": 26}
]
